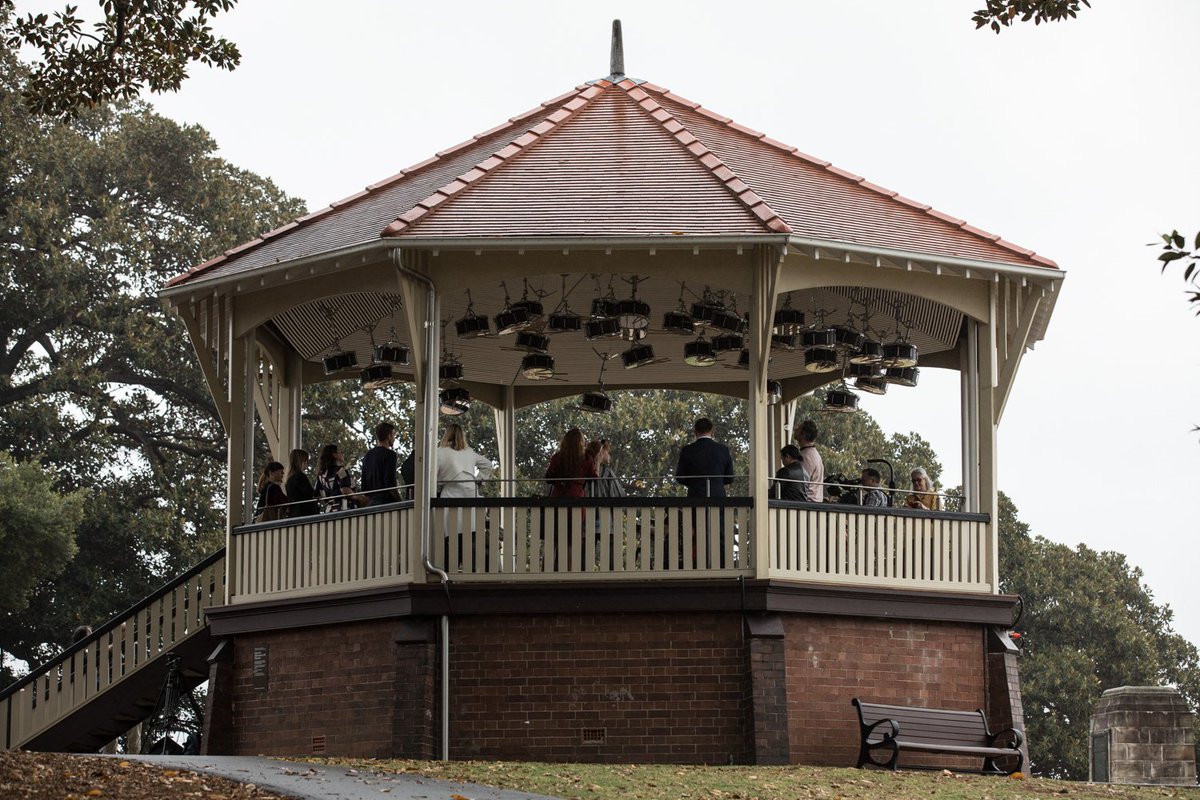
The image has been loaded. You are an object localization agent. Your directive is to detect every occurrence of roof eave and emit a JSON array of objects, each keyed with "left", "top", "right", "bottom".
[
  {"left": 158, "top": 234, "right": 791, "bottom": 301},
  {"left": 785, "top": 235, "right": 1065, "bottom": 346},
  {"left": 785, "top": 235, "right": 1064, "bottom": 284}
]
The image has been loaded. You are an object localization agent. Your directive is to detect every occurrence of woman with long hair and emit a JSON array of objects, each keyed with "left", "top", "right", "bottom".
[
  {"left": 436, "top": 423, "right": 493, "bottom": 498},
  {"left": 284, "top": 448, "right": 319, "bottom": 517},
  {"left": 254, "top": 461, "right": 286, "bottom": 522},
  {"left": 904, "top": 467, "right": 941, "bottom": 510},
  {"left": 585, "top": 439, "right": 624, "bottom": 498},
  {"left": 545, "top": 428, "right": 596, "bottom": 498}
]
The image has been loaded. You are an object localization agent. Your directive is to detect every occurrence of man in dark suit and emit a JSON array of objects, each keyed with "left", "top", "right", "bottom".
[
  {"left": 675, "top": 417, "right": 734, "bottom": 497},
  {"left": 675, "top": 417, "right": 735, "bottom": 568},
  {"left": 361, "top": 422, "right": 401, "bottom": 505}
]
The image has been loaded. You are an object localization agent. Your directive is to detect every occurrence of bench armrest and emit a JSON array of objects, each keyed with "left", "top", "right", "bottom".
[
  {"left": 988, "top": 727, "right": 1024, "bottom": 750},
  {"left": 864, "top": 717, "right": 900, "bottom": 742}
]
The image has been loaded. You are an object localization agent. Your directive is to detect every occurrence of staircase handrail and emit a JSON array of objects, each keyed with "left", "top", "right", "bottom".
[{"left": 0, "top": 547, "right": 226, "bottom": 701}]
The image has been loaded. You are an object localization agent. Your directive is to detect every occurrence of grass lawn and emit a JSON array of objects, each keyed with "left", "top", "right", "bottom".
[{"left": 310, "top": 759, "right": 1200, "bottom": 800}]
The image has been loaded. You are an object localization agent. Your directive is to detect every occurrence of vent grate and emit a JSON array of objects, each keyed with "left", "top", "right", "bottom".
[
  {"left": 311, "top": 735, "right": 327, "bottom": 753},
  {"left": 581, "top": 728, "right": 606, "bottom": 745}
]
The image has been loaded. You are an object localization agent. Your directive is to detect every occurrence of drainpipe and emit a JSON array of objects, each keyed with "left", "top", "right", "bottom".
[{"left": 390, "top": 249, "right": 450, "bottom": 762}]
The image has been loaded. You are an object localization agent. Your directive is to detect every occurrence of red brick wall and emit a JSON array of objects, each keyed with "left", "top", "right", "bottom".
[
  {"left": 782, "top": 616, "right": 986, "bottom": 767},
  {"left": 213, "top": 611, "right": 997, "bottom": 766},
  {"left": 224, "top": 620, "right": 424, "bottom": 757},
  {"left": 447, "top": 613, "right": 751, "bottom": 763}
]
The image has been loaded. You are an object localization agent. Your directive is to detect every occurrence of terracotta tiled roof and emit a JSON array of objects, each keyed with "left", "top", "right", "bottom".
[
  {"left": 385, "top": 81, "right": 783, "bottom": 238},
  {"left": 166, "top": 76, "right": 1053, "bottom": 289},
  {"left": 650, "top": 88, "right": 1056, "bottom": 268}
]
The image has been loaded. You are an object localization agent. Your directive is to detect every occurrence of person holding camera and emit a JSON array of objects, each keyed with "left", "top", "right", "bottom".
[{"left": 861, "top": 468, "right": 887, "bottom": 507}]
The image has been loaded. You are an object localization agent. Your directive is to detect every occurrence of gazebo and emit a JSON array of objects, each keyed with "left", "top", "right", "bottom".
[{"left": 2, "top": 25, "right": 1062, "bottom": 765}]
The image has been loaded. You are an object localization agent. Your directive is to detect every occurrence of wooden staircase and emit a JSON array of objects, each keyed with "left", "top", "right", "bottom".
[{"left": 1, "top": 550, "right": 225, "bottom": 752}]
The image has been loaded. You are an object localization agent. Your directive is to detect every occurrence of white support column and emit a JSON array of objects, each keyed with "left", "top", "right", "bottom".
[
  {"left": 240, "top": 333, "right": 257, "bottom": 525},
  {"left": 976, "top": 284, "right": 1001, "bottom": 592},
  {"left": 960, "top": 329, "right": 980, "bottom": 512},
  {"left": 767, "top": 399, "right": 797, "bottom": 472},
  {"left": 225, "top": 318, "right": 256, "bottom": 602},
  {"left": 749, "top": 245, "right": 783, "bottom": 579},
  {"left": 494, "top": 385, "right": 516, "bottom": 497},
  {"left": 396, "top": 250, "right": 439, "bottom": 582},
  {"left": 285, "top": 350, "right": 304, "bottom": 455}
]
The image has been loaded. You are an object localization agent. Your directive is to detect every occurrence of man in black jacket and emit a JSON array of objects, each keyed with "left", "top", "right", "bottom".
[
  {"left": 773, "top": 444, "right": 811, "bottom": 501},
  {"left": 361, "top": 422, "right": 401, "bottom": 505},
  {"left": 675, "top": 417, "right": 734, "bottom": 498}
]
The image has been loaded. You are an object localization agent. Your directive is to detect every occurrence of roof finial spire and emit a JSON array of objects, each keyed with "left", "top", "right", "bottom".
[{"left": 609, "top": 19, "right": 625, "bottom": 80}]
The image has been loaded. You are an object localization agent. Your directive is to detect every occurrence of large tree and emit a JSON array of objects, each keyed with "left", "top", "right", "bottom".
[
  {"left": 998, "top": 492, "right": 1200, "bottom": 778},
  {"left": 1, "top": 0, "right": 240, "bottom": 118},
  {"left": 0, "top": 452, "right": 82, "bottom": 681},
  {"left": 0, "top": 51, "right": 303, "bottom": 668}
]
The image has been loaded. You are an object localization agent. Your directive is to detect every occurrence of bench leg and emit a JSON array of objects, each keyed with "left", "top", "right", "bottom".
[
  {"left": 983, "top": 750, "right": 1023, "bottom": 776},
  {"left": 858, "top": 741, "right": 899, "bottom": 770}
]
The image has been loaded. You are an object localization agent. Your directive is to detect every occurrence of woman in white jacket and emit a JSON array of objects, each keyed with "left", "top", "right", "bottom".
[
  {"left": 436, "top": 424, "right": 493, "bottom": 571},
  {"left": 436, "top": 423, "right": 493, "bottom": 498}
]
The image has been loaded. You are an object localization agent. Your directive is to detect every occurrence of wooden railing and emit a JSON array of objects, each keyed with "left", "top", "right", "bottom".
[
  {"left": 230, "top": 502, "right": 413, "bottom": 604},
  {"left": 224, "top": 499, "right": 992, "bottom": 599},
  {"left": 767, "top": 501, "right": 993, "bottom": 593},
  {"left": 1, "top": 550, "right": 225, "bottom": 751},
  {"left": 432, "top": 497, "right": 755, "bottom": 580}
]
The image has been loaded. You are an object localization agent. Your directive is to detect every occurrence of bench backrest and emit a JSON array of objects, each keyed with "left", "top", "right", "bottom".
[{"left": 853, "top": 699, "right": 991, "bottom": 748}]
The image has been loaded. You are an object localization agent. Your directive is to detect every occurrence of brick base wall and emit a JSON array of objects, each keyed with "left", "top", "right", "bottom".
[
  {"left": 208, "top": 610, "right": 1006, "bottom": 765},
  {"left": 220, "top": 620, "right": 423, "bottom": 757},
  {"left": 448, "top": 613, "right": 750, "bottom": 763},
  {"left": 782, "top": 616, "right": 987, "bottom": 768}
]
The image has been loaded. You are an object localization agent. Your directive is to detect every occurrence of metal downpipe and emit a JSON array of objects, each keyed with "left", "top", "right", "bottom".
[{"left": 390, "top": 249, "right": 450, "bottom": 761}]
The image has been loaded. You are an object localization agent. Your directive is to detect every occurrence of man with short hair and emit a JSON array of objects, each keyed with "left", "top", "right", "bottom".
[
  {"left": 860, "top": 467, "right": 886, "bottom": 507},
  {"left": 796, "top": 420, "right": 825, "bottom": 502},
  {"left": 773, "top": 444, "right": 810, "bottom": 502},
  {"left": 361, "top": 422, "right": 401, "bottom": 505},
  {"left": 675, "top": 417, "right": 735, "bottom": 498}
]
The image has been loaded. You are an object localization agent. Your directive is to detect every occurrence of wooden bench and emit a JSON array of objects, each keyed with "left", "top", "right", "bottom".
[{"left": 851, "top": 698, "right": 1024, "bottom": 774}]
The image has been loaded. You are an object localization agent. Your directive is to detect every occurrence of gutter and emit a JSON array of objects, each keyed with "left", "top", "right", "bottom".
[
  {"left": 389, "top": 248, "right": 451, "bottom": 762},
  {"left": 784, "top": 235, "right": 1066, "bottom": 284}
]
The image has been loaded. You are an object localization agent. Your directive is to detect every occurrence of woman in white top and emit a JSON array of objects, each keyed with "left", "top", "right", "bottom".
[{"left": 435, "top": 423, "right": 493, "bottom": 498}]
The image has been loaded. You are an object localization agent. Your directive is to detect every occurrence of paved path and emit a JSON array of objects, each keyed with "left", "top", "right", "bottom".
[{"left": 117, "top": 755, "right": 562, "bottom": 800}]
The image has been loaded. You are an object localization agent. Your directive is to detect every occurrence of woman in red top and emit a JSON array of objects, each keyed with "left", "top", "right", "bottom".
[{"left": 545, "top": 428, "right": 596, "bottom": 498}]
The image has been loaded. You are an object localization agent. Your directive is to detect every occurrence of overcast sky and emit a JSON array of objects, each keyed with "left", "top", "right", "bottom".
[{"left": 130, "top": 1, "right": 1200, "bottom": 646}]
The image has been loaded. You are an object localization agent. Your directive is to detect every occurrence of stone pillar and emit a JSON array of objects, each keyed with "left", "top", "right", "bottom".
[
  {"left": 745, "top": 614, "right": 790, "bottom": 764},
  {"left": 1090, "top": 686, "right": 1196, "bottom": 785},
  {"left": 984, "top": 627, "right": 1028, "bottom": 771},
  {"left": 392, "top": 620, "right": 438, "bottom": 758},
  {"left": 201, "top": 640, "right": 235, "bottom": 755}
]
